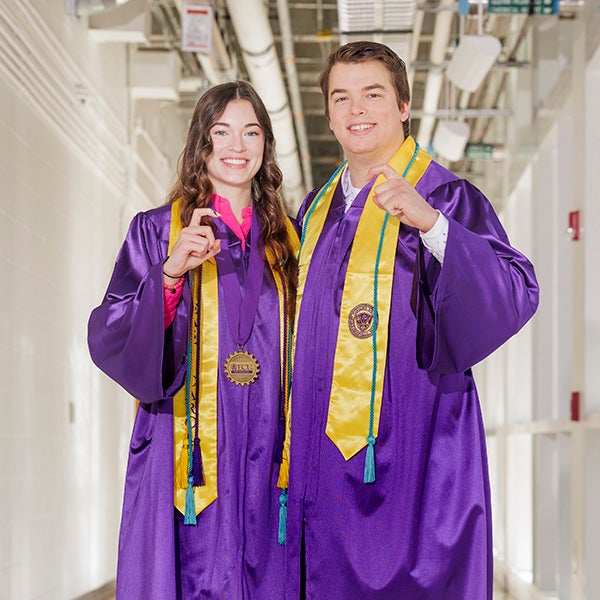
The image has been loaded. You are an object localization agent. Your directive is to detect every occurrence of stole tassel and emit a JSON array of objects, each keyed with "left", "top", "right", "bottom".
[
  {"left": 363, "top": 435, "right": 376, "bottom": 484},
  {"left": 184, "top": 478, "right": 197, "bottom": 525},
  {"left": 192, "top": 437, "right": 205, "bottom": 487},
  {"left": 277, "top": 489, "right": 288, "bottom": 546}
]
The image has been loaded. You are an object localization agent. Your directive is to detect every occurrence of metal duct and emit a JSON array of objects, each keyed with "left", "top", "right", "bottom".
[
  {"left": 337, "top": 0, "right": 416, "bottom": 68},
  {"left": 337, "top": 0, "right": 416, "bottom": 32},
  {"left": 66, "top": 0, "right": 130, "bottom": 16},
  {"left": 225, "top": 0, "right": 305, "bottom": 209}
]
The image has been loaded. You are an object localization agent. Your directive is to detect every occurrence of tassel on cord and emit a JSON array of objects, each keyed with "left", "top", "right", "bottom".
[
  {"left": 363, "top": 435, "right": 376, "bottom": 484},
  {"left": 278, "top": 488, "right": 288, "bottom": 546},
  {"left": 277, "top": 454, "right": 289, "bottom": 489},
  {"left": 192, "top": 437, "right": 205, "bottom": 487},
  {"left": 175, "top": 443, "right": 189, "bottom": 489},
  {"left": 184, "top": 478, "right": 197, "bottom": 525}
]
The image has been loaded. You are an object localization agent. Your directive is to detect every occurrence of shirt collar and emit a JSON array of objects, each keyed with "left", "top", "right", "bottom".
[{"left": 340, "top": 166, "right": 363, "bottom": 212}]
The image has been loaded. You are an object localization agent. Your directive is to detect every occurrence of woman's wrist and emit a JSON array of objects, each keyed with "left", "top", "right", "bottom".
[
  {"left": 162, "top": 258, "right": 184, "bottom": 282},
  {"left": 163, "top": 269, "right": 183, "bottom": 282}
]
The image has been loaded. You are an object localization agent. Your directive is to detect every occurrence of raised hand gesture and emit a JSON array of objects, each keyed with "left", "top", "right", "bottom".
[
  {"left": 162, "top": 207, "right": 222, "bottom": 282},
  {"left": 368, "top": 163, "right": 438, "bottom": 233}
]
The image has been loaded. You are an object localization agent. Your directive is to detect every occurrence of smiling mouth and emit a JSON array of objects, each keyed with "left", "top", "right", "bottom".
[
  {"left": 349, "top": 123, "right": 374, "bottom": 132},
  {"left": 222, "top": 158, "right": 248, "bottom": 166}
]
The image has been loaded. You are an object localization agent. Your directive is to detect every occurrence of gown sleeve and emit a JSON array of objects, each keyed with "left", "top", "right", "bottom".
[
  {"left": 87, "top": 212, "right": 189, "bottom": 403},
  {"left": 413, "top": 178, "right": 539, "bottom": 374}
]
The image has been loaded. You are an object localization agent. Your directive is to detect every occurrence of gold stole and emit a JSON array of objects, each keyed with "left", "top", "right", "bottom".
[
  {"left": 170, "top": 199, "right": 299, "bottom": 517},
  {"left": 296, "top": 136, "right": 432, "bottom": 461}
]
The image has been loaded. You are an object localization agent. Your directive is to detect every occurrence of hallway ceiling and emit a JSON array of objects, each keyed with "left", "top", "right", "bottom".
[
  {"left": 219, "top": 0, "right": 536, "bottom": 194},
  {"left": 90, "top": 0, "right": 594, "bottom": 204}
]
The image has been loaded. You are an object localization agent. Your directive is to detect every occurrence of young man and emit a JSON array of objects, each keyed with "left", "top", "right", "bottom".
[{"left": 284, "top": 42, "right": 539, "bottom": 599}]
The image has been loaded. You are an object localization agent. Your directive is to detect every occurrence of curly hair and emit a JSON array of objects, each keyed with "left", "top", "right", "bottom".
[
  {"left": 319, "top": 41, "right": 411, "bottom": 139},
  {"left": 167, "top": 80, "right": 297, "bottom": 308}
]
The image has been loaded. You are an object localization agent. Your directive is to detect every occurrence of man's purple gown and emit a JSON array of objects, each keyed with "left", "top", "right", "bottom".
[
  {"left": 88, "top": 204, "right": 286, "bottom": 599},
  {"left": 285, "top": 159, "right": 539, "bottom": 599}
]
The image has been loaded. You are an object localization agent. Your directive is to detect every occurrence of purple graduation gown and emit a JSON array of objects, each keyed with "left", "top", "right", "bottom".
[
  {"left": 88, "top": 204, "right": 286, "bottom": 600},
  {"left": 285, "top": 160, "right": 539, "bottom": 599}
]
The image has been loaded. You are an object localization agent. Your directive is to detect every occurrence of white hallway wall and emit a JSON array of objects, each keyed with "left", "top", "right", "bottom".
[
  {"left": 477, "top": 18, "right": 600, "bottom": 599},
  {"left": 0, "top": 1, "right": 182, "bottom": 598}
]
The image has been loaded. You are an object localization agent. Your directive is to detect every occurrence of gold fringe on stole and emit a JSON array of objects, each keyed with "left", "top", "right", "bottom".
[
  {"left": 170, "top": 200, "right": 219, "bottom": 516},
  {"left": 296, "top": 137, "right": 432, "bottom": 461}
]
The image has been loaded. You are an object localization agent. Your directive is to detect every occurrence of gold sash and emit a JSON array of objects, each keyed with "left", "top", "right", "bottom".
[
  {"left": 296, "top": 137, "right": 431, "bottom": 461},
  {"left": 170, "top": 199, "right": 299, "bottom": 517}
]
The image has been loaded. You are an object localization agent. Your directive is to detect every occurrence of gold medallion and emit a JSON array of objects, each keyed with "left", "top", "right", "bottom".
[
  {"left": 224, "top": 350, "right": 260, "bottom": 385},
  {"left": 348, "top": 303, "right": 375, "bottom": 339}
]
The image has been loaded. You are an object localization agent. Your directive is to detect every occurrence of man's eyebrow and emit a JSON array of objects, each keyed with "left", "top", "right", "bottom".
[
  {"left": 329, "top": 87, "right": 348, "bottom": 96},
  {"left": 363, "top": 83, "right": 386, "bottom": 92},
  {"left": 330, "top": 83, "right": 386, "bottom": 96}
]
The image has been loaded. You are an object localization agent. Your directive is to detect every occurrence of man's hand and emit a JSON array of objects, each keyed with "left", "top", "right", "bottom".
[{"left": 367, "top": 164, "right": 438, "bottom": 233}]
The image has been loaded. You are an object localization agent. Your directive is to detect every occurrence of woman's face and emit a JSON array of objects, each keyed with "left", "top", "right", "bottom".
[{"left": 205, "top": 99, "right": 265, "bottom": 198}]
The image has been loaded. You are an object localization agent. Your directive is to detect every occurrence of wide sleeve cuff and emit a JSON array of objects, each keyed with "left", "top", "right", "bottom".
[{"left": 419, "top": 211, "right": 448, "bottom": 265}]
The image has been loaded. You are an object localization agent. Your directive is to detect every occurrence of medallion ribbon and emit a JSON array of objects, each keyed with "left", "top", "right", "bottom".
[{"left": 170, "top": 199, "right": 299, "bottom": 519}]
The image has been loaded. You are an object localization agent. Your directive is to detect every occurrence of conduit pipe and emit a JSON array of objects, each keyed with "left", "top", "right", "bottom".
[
  {"left": 415, "top": 0, "right": 455, "bottom": 148},
  {"left": 225, "top": 0, "right": 305, "bottom": 209},
  {"left": 408, "top": 3, "right": 425, "bottom": 91},
  {"left": 276, "top": 0, "right": 314, "bottom": 191},
  {"left": 195, "top": 21, "right": 237, "bottom": 87}
]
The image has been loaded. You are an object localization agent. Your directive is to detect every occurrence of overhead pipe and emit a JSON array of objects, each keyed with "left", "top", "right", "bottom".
[
  {"left": 193, "top": 18, "right": 236, "bottom": 88},
  {"left": 415, "top": 0, "right": 455, "bottom": 148},
  {"left": 209, "top": 15, "right": 235, "bottom": 76},
  {"left": 171, "top": 0, "right": 235, "bottom": 85},
  {"left": 276, "top": 0, "right": 314, "bottom": 191},
  {"left": 150, "top": 0, "right": 203, "bottom": 80},
  {"left": 225, "top": 0, "right": 305, "bottom": 209},
  {"left": 408, "top": 2, "right": 425, "bottom": 90}
]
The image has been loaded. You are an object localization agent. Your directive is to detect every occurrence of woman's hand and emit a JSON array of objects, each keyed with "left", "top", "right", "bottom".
[{"left": 162, "top": 207, "right": 221, "bottom": 282}]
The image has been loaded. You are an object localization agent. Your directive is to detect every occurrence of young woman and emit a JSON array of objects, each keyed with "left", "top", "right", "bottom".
[{"left": 88, "top": 81, "right": 298, "bottom": 599}]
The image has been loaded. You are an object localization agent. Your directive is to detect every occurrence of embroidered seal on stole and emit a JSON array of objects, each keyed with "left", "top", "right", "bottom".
[{"left": 348, "top": 303, "right": 375, "bottom": 339}]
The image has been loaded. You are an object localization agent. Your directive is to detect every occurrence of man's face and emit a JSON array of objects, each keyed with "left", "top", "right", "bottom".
[{"left": 326, "top": 60, "right": 409, "bottom": 168}]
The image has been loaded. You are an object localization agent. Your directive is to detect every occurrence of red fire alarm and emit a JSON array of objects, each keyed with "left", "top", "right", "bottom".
[
  {"left": 571, "top": 391, "right": 580, "bottom": 421},
  {"left": 567, "top": 210, "right": 580, "bottom": 241}
]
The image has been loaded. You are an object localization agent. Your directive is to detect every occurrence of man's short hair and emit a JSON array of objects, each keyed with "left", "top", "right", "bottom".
[{"left": 319, "top": 41, "right": 411, "bottom": 138}]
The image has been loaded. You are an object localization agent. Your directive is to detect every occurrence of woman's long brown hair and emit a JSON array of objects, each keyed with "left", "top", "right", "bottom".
[{"left": 167, "top": 80, "right": 297, "bottom": 308}]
